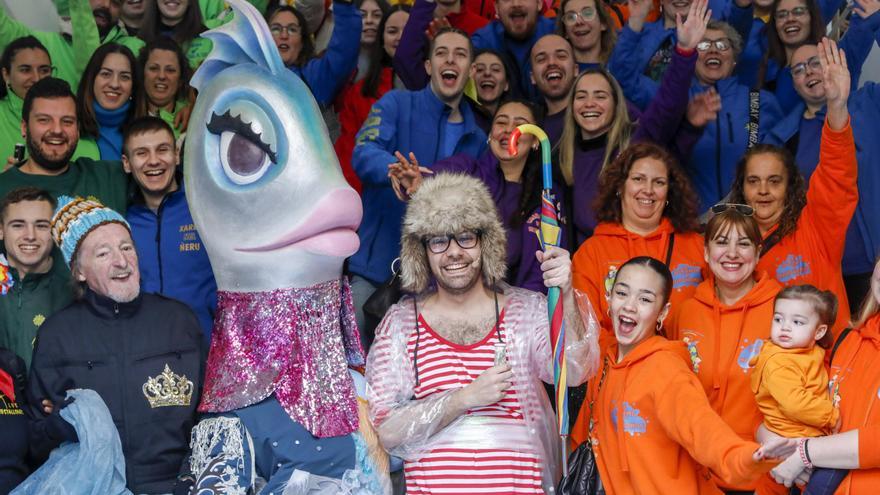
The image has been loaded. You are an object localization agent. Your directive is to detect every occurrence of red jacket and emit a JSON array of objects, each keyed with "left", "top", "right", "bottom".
[{"left": 333, "top": 67, "right": 394, "bottom": 193}]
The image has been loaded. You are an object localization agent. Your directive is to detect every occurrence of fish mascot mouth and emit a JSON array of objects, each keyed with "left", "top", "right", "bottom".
[{"left": 235, "top": 188, "right": 362, "bottom": 256}]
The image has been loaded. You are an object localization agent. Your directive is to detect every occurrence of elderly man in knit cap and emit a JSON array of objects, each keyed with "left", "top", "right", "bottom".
[
  {"left": 365, "top": 173, "right": 600, "bottom": 493},
  {"left": 27, "top": 196, "right": 204, "bottom": 495}
]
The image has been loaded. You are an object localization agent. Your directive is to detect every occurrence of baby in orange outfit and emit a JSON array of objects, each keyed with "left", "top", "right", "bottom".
[{"left": 750, "top": 284, "right": 842, "bottom": 494}]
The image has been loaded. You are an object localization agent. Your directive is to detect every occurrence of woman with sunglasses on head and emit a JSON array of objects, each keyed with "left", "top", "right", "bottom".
[
  {"left": 334, "top": 4, "right": 410, "bottom": 193},
  {"left": 389, "top": 99, "right": 566, "bottom": 294},
  {"left": 556, "top": 0, "right": 618, "bottom": 71},
  {"left": 765, "top": 256, "right": 880, "bottom": 493},
  {"left": 265, "top": 0, "right": 362, "bottom": 108},
  {"left": 729, "top": 38, "right": 856, "bottom": 338},
  {"left": 667, "top": 206, "right": 785, "bottom": 493},
  {"left": 574, "top": 255, "right": 792, "bottom": 494}
]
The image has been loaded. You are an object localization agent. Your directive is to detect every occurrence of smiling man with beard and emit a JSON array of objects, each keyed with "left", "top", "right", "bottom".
[
  {"left": 471, "top": 0, "right": 556, "bottom": 99},
  {"left": 529, "top": 34, "right": 577, "bottom": 143},
  {"left": 28, "top": 195, "right": 204, "bottom": 494},
  {"left": 0, "top": 0, "right": 144, "bottom": 90},
  {"left": 0, "top": 77, "right": 129, "bottom": 214},
  {"left": 365, "top": 172, "right": 599, "bottom": 493}
]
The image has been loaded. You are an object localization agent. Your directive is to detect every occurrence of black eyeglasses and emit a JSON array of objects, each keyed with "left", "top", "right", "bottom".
[
  {"left": 711, "top": 203, "right": 754, "bottom": 216},
  {"left": 422, "top": 230, "right": 481, "bottom": 254}
]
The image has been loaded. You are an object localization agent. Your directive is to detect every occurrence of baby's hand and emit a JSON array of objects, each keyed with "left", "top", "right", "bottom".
[{"left": 834, "top": 414, "right": 842, "bottom": 434}]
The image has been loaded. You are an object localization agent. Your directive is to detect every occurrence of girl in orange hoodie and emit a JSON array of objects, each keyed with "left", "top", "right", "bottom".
[
  {"left": 764, "top": 257, "right": 880, "bottom": 494},
  {"left": 583, "top": 256, "right": 791, "bottom": 494},
  {"left": 572, "top": 142, "right": 706, "bottom": 351},
  {"left": 666, "top": 206, "right": 783, "bottom": 493},
  {"left": 727, "top": 38, "right": 858, "bottom": 339}
]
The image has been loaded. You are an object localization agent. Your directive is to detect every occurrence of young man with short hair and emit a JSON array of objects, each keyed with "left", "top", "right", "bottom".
[
  {"left": 123, "top": 116, "right": 217, "bottom": 339},
  {"left": 0, "top": 187, "right": 71, "bottom": 368}
]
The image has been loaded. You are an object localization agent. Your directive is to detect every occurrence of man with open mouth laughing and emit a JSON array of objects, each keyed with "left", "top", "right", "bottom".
[
  {"left": 0, "top": 77, "right": 129, "bottom": 215},
  {"left": 350, "top": 27, "right": 487, "bottom": 332},
  {"left": 529, "top": 33, "right": 577, "bottom": 143},
  {"left": 123, "top": 116, "right": 217, "bottom": 341}
]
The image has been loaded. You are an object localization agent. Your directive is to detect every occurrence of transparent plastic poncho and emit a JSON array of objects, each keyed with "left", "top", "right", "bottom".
[{"left": 365, "top": 285, "right": 600, "bottom": 493}]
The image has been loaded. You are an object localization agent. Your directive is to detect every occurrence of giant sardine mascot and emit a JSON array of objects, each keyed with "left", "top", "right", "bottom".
[{"left": 181, "top": 1, "right": 387, "bottom": 492}]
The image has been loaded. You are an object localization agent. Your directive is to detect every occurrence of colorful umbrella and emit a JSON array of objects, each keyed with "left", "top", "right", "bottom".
[{"left": 508, "top": 124, "right": 569, "bottom": 469}]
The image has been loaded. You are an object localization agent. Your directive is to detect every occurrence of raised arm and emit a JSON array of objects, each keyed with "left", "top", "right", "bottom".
[
  {"left": 838, "top": 0, "right": 880, "bottom": 90},
  {"left": 607, "top": 0, "right": 659, "bottom": 110},
  {"left": 299, "top": 0, "right": 362, "bottom": 106},
  {"left": 801, "top": 38, "right": 857, "bottom": 263},
  {"left": 393, "top": 0, "right": 436, "bottom": 90}
]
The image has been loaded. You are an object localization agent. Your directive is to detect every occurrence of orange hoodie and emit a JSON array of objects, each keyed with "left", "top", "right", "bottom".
[
  {"left": 826, "top": 313, "right": 880, "bottom": 494},
  {"left": 756, "top": 120, "right": 857, "bottom": 340},
  {"left": 587, "top": 335, "right": 776, "bottom": 495},
  {"left": 666, "top": 271, "right": 781, "bottom": 491},
  {"left": 749, "top": 342, "right": 838, "bottom": 437},
  {"left": 572, "top": 218, "right": 706, "bottom": 349}
]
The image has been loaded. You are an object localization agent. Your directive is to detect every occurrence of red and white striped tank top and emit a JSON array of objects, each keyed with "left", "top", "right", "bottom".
[{"left": 403, "top": 313, "right": 544, "bottom": 494}]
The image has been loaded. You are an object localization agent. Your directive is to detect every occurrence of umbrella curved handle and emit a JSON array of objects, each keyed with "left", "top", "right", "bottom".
[{"left": 508, "top": 124, "right": 553, "bottom": 190}]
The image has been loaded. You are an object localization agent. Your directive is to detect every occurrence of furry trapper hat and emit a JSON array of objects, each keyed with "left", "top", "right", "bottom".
[{"left": 400, "top": 173, "right": 507, "bottom": 294}]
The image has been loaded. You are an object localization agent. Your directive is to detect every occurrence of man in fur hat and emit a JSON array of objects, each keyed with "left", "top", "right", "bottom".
[{"left": 365, "top": 173, "right": 600, "bottom": 493}]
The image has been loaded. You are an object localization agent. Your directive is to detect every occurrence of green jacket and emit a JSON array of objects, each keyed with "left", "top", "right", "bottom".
[
  {"left": 0, "top": 91, "right": 100, "bottom": 165},
  {"left": 0, "top": 157, "right": 129, "bottom": 214},
  {"left": 0, "top": 250, "right": 72, "bottom": 369},
  {"left": 0, "top": 0, "right": 144, "bottom": 91}
]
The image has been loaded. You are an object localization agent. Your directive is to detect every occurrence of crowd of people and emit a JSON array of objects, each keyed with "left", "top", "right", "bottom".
[{"left": 1, "top": 0, "right": 880, "bottom": 492}]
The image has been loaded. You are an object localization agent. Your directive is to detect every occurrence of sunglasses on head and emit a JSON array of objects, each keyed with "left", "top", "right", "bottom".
[{"left": 711, "top": 203, "right": 754, "bottom": 216}]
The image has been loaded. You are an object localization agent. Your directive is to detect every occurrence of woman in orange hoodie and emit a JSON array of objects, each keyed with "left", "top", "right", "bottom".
[
  {"left": 666, "top": 207, "right": 783, "bottom": 493},
  {"left": 765, "top": 257, "right": 880, "bottom": 494},
  {"left": 584, "top": 256, "right": 790, "bottom": 494},
  {"left": 727, "top": 38, "right": 858, "bottom": 339},
  {"left": 571, "top": 141, "right": 706, "bottom": 350}
]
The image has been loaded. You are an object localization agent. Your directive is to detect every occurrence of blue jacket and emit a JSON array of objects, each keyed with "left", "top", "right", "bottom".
[
  {"left": 607, "top": 3, "right": 753, "bottom": 110},
  {"left": 687, "top": 77, "right": 782, "bottom": 208},
  {"left": 351, "top": 86, "right": 487, "bottom": 283},
  {"left": 736, "top": 1, "right": 870, "bottom": 110},
  {"left": 125, "top": 185, "right": 217, "bottom": 340},
  {"left": 290, "top": 0, "right": 361, "bottom": 107},
  {"left": 471, "top": 16, "right": 557, "bottom": 100},
  {"left": 765, "top": 83, "right": 880, "bottom": 275}
]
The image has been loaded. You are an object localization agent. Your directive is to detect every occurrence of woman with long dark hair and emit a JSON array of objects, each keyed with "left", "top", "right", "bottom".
[
  {"left": 76, "top": 43, "right": 143, "bottom": 161},
  {"left": 137, "top": 36, "right": 192, "bottom": 139}
]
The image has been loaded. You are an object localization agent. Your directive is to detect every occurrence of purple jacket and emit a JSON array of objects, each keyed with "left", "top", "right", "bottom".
[
  {"left": 558, "top": 48, "right": 699, "bottom": 248},
  {"left": 430, "top": 151, "right": 567, "bottom": 294}
]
